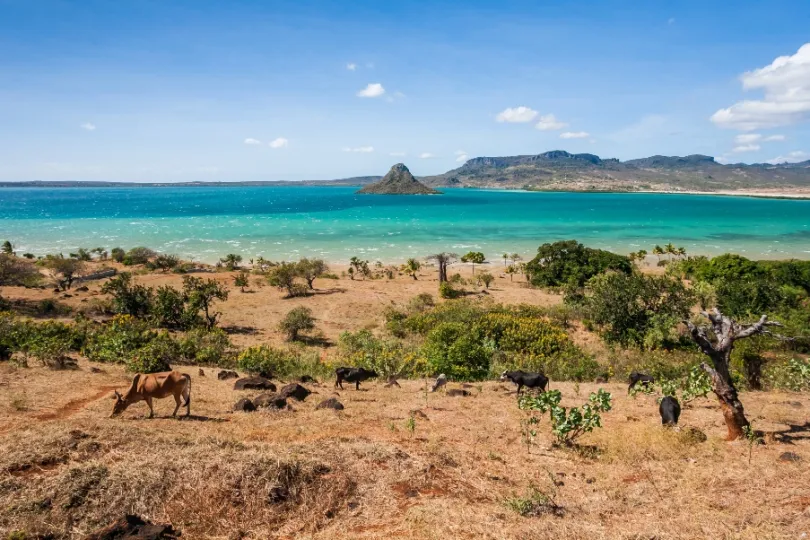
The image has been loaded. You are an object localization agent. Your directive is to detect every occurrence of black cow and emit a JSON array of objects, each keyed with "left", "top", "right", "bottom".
[
  {"left": 500, "top": 370, "right": 549, "bottom": 395},
  {"left": 335, "top": 367, "right": 379, "bottom": 390},
  {"left": 659, "top": 396, "right": 681, "bottom": 426},
  {"left": 628, "top": 371, "right": 655, "bottom": 392}
]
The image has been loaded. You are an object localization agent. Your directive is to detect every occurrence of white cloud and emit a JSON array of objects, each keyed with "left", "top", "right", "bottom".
[
  {"left": 455, "top": 154, "right": 468, "bottom": 162},
  {"left": 535, "top": 114, "right": 567, "bottom": 131},
  {"left": 734, "top": 133, "right": 762, "bottom": 144},
  {"left": 560, "top": 131, "right": 589, "bottom": 139},
  {"left": 357, "top": 83, "right": 385, "bottom": 98},
  {"left": 389, "top": 152, "right": 406, "bottom": 157},
  {"left": 386, "top": 91, "right": 406, "bottom": 103},
  {"left": 496, "top": 106, "right": 538, "bottom": 123},
  {"left": 346, "top": 63, "right": 357, "bottom": 71},
  {"left": 81, "top": 123, "right": 96, "bottom": 131},
  {"left": 342, "top": 146, "right": 374, "bottom": 153},
  {"left": 732, "top": 144, "right": 761, "bottom": 153},
  {"left": 766, "top": 150, "right": 809, "bottom": 164},
  {"left": 244, "top": 138, "right": 261, "bottom": 145},
  {"left": 715, "top": 156, "right": 732, "bottom": 164},
  {"left": 711, "top": 43, "right": 810, "bottom": 130},
  {"left": 419, "top": 152, "right": 435, "bottom": 159},
  {"left": 764, "top": 134, "right": 786, "bottom": 141},
  {"left": 268, "top": 137, "right": 288, "bottom": 148}
]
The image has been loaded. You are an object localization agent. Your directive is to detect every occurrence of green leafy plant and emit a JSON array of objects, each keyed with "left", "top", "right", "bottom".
[
  {"left": 742, "top": 424, "right": 763, "bottom": 465},
  {"left": 220, "top": 253, "right": 243, "bottom": 271},
  {"left": 279, "top": 306, "right": 316, "bottom": 341},
  {"left": 519, "top": 389, "right": 612, "bottom": 446},
  {"left": 405, "top": 414, "right": 416, "bottom": 438},
  {"left": 461, "top": 251, "right": 486, "bottom": 274},
  {"left": 233, "top": 271, "right": 250, "bottom": 292},
  {"left": 478, "top": 272, "right": 495, "bottom": 289}
]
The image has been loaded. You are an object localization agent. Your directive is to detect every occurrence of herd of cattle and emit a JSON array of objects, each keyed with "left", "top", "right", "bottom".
[{"left": 110, "top": 366, "right": 680, "bottom": 425}]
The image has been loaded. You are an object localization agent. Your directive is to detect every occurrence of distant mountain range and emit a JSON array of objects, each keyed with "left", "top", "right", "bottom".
[
  {"left": 419, "top": 151, "right": 810, "bottom": 192},
  {"left": 3, "top": 151, "right": 810, "bottom": 192}
]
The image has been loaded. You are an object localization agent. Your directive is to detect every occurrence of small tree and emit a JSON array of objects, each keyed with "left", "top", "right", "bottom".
[
  {"left": 152, "top": 254, "right": 180, "bottom": 272},
  {"left": 268, "top": 262, "right": 307, "bottom": 297},
  {"left": 111, "top": 247, "right": 125, "bottom": 263},
  {"left": 123, "top": 247, "right": 156, "bottom": 266},
  {"left": 505, "top": 265, "right": 517, "bottom": 282},
  {"left": 349, "top": 257, "right": 370, "bottom": 280},
  {"left": 685, "top": 309, "right": 789, "bottom": 439},
  {"left": 461, "top": 251, "right": 486, "bottom": 275},
  {"left": 479, "top": 272, "right": 495, "bottom": 289},
  {"left": 221, "top": 254, "right": 243, "bottom": 271},
  {"left": 1, "top": 241, "right": 14, "bottom": 255},
  {"left": 233, "top": 271, "right": 250, "bottom": 292},
  {"left": 44, "top": 256, "right": 85, "bottom": 290},
  {"left": 279, "top": 306, "right": 316, "bottom": 341},
  {"left": 427, "top": 252, "right": 458, "bottom": 283},
  {"left": 402, "top": 258, "right": 421, "bottom": 280},
  {"left": 518, "top": 389, "right": 612, "bottom": 446},
  {"left": 297, "top": 258, "right": 328, "bottom": 289},
  {"left": 182, "top": 276, "right": 229, "bottom": 330},
  {"left": 102, "top": 272, "right": 154, "bottom": 318},
  {"left": 0, "top": 253, "right": 41, "bottom": 287}
]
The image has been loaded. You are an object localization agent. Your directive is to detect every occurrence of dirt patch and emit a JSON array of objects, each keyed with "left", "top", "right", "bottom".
[{"left": 35, "top": 385, "right": 118, "bottom": 421}]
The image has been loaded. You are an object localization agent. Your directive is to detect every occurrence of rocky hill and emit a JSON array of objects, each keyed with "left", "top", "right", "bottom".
[
  {"left": 419, "top": 150, "right": 810, "bottom": 192},
  {"left": 357, "top": 163, "right": 440, "bottom": 195}
]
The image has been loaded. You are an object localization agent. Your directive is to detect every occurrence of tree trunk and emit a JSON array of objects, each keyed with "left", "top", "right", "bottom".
[
  {"left": 700, "top": 357, "right": 749, "bottom": 440},
  {"left": 743, "top": 354, "right": 765, "bottom": 391}
]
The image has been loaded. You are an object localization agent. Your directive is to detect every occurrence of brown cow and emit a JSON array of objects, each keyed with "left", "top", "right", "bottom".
[{"left": 111, "top": 371, "right": 191, "bottom": 418}]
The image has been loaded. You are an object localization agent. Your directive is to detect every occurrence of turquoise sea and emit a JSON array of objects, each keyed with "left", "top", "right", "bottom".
[{"left": 1, "top": 186, "right": 809, "bottom": 263}]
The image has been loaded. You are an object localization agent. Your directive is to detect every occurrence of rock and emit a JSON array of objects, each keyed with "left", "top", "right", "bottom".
[
  {"left": 783, "top": 401, "right": 803, "bottom": 408},
  {"left": 446, "top": 389, "right": 470, "bottom": 397},
  {"left": 217, "top": 370, "right": 239, "bottom": 380},
  {"left": 316, "top": 397, "right": 344, "bottom": 411},
  {"left": 76, "top": 286, "right": 90, "bottom": 292},
  {"left": 299, "top": 375, "right": 316, "bottom": 383},
  {"left": 779, "top": 451, "right": 802, "bottom": 463},
  {"left": 233, "top": 377, "right": 276, "bottom": 392},
  {"left": 253, "top": 393, "right": 287, "bottom": 409},
  {"left": 89, "top": 367, "right": 106, "bottom": 374},
  {"left": 409, "top": 409, "right": 429, "bottom": 420},
  {"left": 278, "top": 383, "right": 311, "bottom": 401},
  {"left": 198, "top": 368, "right": 205, "bottom": 377},
  {"left": 356, "top": 163, "right": 441, "bottom": 195},
  {"left": 85, "top": 514, "right": 180, "bottom": 539},
  {"left": 233, "top": 398, "right": 256, "bottom": 412}
]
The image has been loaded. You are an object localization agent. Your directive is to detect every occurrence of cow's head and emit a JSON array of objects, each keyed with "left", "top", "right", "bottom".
[
  {"left": 110, "top": 390, "right": 129, "bottom": 417},
  {"left": 499, "top": 370, "right": 509, "bottom": 382},
  {"left": 367, "top": 369, "right": 379, "bottom": 378}
]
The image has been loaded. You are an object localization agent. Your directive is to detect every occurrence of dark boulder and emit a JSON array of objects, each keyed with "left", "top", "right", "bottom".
[
  {"left": 253, "top": 393, "right": 287, "bottom": 409},
  {"left": 233, "top": 377, "right": 276, "bottom": 392},
  {"left": 316, "top": 397, "right": 344, "bottom": 411},
  {"left": 89, "top": 366, "right": 106, "bottom": 374},
  {"left": 299, "top": 375, "right": 316, "bottom": 383},
  {"left": 779, "top": 451, "right": 802, "bottom": 463},
  {"left": 85, "top": 514, "right": 180, "bottom": 539},
  {"left": 218, "top": 370, "right": 239, "bottom": 380},
  {"left": 279, "top": 383, "right": 311, "bottom": 401},
  {"left": 198, "top": 368, "right": 205, "bottom": 377},
  {"left": 234, "top": 398, "right": 256, "bottom": 412},
  {"left": 446, "top": 389, "right": 471, "bottom": 397}
]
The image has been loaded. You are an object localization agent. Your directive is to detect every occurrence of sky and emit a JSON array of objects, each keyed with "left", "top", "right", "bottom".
[{"left": 1, "top": 0, "right": 809, "bottom": 182}]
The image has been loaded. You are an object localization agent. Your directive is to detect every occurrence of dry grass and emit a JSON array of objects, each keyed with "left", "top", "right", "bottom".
[{"left": 1, "top": 360, "right": 809, "bottom": 539}]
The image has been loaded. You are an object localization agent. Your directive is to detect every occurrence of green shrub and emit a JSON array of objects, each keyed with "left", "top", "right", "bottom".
[
  {"left": 408, "top": 293, "right": 435, "bottom": 313},
  {"left": 765, "top": 357, "right": 810, "bottom": 391},
  {"left": 122, "top": 247, "right": 156, "bottom": 266},
  {"left": 83, "top": 315, "right": 156, "bottom": 365},
  {"left": 150, "top": 285, "right": 187, "bottom": 329},
  {"left": 177, "top": 328, "right": 234, "bottom": 366},
  {"left": 526, "top": 240, "right": 631, "bottom": 288},
  {"left": 519, "top": 388, "right": 612, "bottom": 446},
  {"left": 126, "top": 331, "right": 177, "bottom": 373},
  {"left": 439, "top": 281, "right": 462, "bottom": 299},
  {"left": 338, "top": 329, "right": 421, "bottom": 377},
  {"left": 110, "top": 247, "right": 125, "bottom": 263},
  {"left": 236, "top": 345, "right": 289, "bottom": 378},
  {"left": 421, "top": 322, "right": 491, "bottom": 380},
  {"left": 278, "top": 306, "right": 316, "bottom": 341},
  {"left": 102, "top": 272, "right": 154, "bottom": 318}
]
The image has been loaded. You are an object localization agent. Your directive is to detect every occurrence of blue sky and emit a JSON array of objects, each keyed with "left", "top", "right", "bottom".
[{"left": 1, "top": 0, "right": 809, "bottom": 182}]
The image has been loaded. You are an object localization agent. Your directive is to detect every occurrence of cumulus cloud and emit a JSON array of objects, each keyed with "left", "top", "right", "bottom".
[
  {"left": 357, "top": 83, "right": 385, "bottom": 98},
  {"left": 560, "top": 131, "right": 589, "bottom": 139},
  {"left": 454, "top": 150, "right": 468, "bottom": 162},
  {"left": 342, "top": 146, "right": 374, "bottom": 153},
  {"left": 766, "top": 150, "right": 809, "bottom": 164},
  {"left": 244, "top": 138, "right": 261, "bottom": 145},
  {"left": 735, "top": 133, "right": 762, "bottom": 144},
  {"left": 81, "top": 123, "right": 96, "bottom": 131},
  {"left": 268, "top": 137, "right": 288, "bottom": 148},
  {"left": 711, "top": 43, "right": 810, "bottom": 130},
  {"left": 419, "top": 152, "right": 435, "bottom": 159},
  {"left": 732, "top": 144, "right": 761, "bottom": 153},
  {"left": 347, "top": 63, "right": 357, "bottom": 71},
  {"left": 764, "top": 134, "right": 786, "bottom": 141},
  {"left": 496, "top": 106, "right": 538, "bottom": 123},
  {"left": 535, "top": 114, "right": 567, "bottom": 131}
]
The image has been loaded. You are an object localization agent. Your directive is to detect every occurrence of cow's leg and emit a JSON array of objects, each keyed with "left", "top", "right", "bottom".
[
  {"left": 145, "top": 397, "right": 154, "bottom": 419},
  {"left": 356, "top": 380, "right": 360, "bottom": 391},
  {"left": 335, "top": 376, "right": 343, "bottom": 390},
  {"left": 184, "top": 386, "right": 191, "bottom": 417},
  {"left": 172, "top": 394, "right": 182, "bottom": 417},
  {"left": 517, "top": 383, "right": 523, "bottom": 396}
]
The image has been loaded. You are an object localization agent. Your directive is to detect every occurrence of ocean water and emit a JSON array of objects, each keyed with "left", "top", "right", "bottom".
[{"left": 1, "top": 186, "right": 809, "bottom": 263}]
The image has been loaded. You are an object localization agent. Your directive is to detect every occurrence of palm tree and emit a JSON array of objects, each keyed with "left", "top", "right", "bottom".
[
  {"left": 426, "top": 252, "right": 458, "bottom": 283},
  {"left": 505, "top": 265, "right": 517, "bottom": 282},
  {"left": 1, "top": 241, "right": 13, "bottom": 255},
  {"left": 510, "top": 253, "right": 522, "bottom": 265},
  {"left": 664, "top": 243, "right": 676, "bottom": 262},
  {"left": 502, "top": 253, "right": 509, "bottom": 267},
  {"left": 677, "top": 246, "right": 686, "bottom": 259},
  {"left": 652, "top": 245, "right": 664, "bottom": 263}
]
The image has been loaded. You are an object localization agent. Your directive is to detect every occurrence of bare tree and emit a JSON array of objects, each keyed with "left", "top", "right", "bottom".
[
  {"left": 426, "top": 252, "right": 457, "bottom": 283},
  {"left": 685, "top": 309, "right": 788, "bottom": 440}
]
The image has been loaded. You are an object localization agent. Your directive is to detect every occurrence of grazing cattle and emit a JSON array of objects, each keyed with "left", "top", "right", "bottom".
[
  {"left": 659, "top": 396, "right": 681, "bottom": 426},
  {"left": 335, "top": 367, "right": 379, "bottom": 390},
  {"left": 431, "top": 374, "right": 448, "bottom": 392},
  {"left": 628, "top": 371, "right": 655, "bottom": 392},
  {"left": 500, "top": 370, "right": 549, "bottom": 395},
  {"left": 111, "top": 371, "right": 191, "bottom": 418}
]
